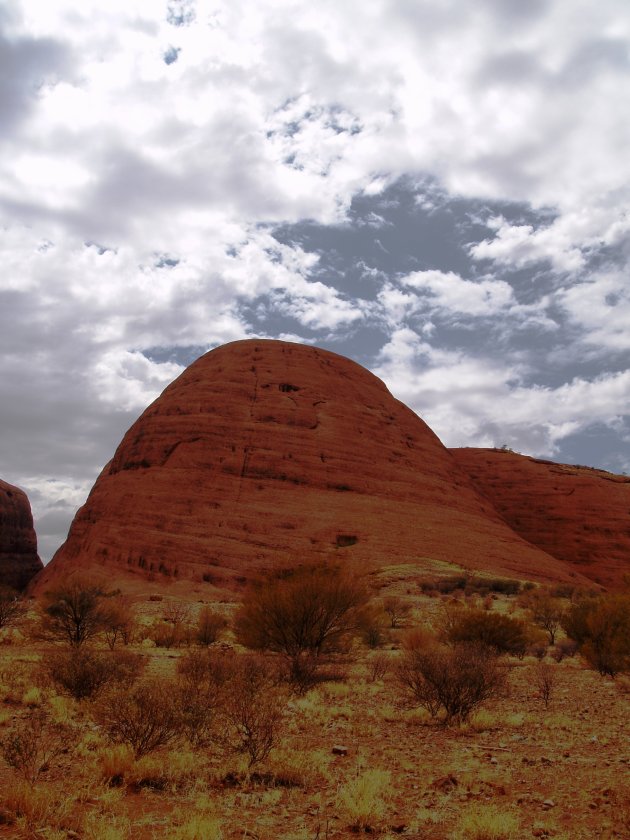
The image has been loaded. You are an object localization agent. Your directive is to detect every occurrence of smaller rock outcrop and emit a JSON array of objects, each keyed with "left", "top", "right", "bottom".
[
  {"left": 451, "top": 448, "right": 630, "bottom": 590},
  {"left": 0, "top": 479, "right": 43, "bottom": 591}
]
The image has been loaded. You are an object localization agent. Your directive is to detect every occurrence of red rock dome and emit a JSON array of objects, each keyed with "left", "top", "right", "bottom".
[{"left": 32, "top": 340, "right": 589, "bottom": 596}]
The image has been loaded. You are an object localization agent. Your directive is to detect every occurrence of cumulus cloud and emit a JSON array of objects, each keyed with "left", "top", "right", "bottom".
[
  {"left": 1, "top": 0, "right": 629, "bottom": 557},
  {"left": 401, "top": 269, "right": 514, "bottom": 317},
  {"left": 373, "top": 328, "right": 630, "bottom": 458}
]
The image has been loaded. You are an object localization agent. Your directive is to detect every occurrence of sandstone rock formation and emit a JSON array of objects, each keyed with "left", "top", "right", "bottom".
[
  {"left": 0, "top": 479, "right": 43, "bottom": 591},
  {"left": 451, "top": 448, "right": 630, "bottom": 590},
  {"left": 32, "top": 339, "right": 590, "bottom": 597}
]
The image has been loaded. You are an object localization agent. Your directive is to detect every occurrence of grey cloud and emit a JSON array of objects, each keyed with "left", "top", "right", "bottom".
[
  {"left": 561, "top": 37, "right": 630, "bottom": 84},
  {"left": 0, "top": 27, "right": 72, "bottom": 133}
]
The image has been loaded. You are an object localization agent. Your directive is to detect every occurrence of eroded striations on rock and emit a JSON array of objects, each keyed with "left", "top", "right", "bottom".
[
  {"left": 32, "top": 340, "right": 591, "bottom": 596},
  {"left": 451, "top": 448, "right": 630, "bottom": 590},
  {"left": 0, "top": 479, "right": 43, "bottom": 591}
]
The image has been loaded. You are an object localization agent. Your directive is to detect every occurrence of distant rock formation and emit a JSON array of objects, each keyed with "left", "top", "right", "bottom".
[
  {"left": 0, "top": 479, "right": 43, "bottom": 591},
  {"left": 451, "top": 448, "right": 630, "bottom": 590},
  {"left": 33, "top": 339, "right": 589, "bottom": 597}
]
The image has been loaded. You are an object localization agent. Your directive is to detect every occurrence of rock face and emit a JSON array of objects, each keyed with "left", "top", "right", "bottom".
[
  {"left": 0, "top": 479, "right": 43, "bottom": 591},
  {"left": 451, "top": 448, "right": 630, "bottom": 590},
  {"left": 33, "top": 340, "right": 589, "bottom": 597}
]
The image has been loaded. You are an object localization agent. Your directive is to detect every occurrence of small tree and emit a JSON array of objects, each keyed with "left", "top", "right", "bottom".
[
  {"left": 382, "top": 596, "right": 412, "bottom": 629},
  {"left": 41, "top": 579, "right": 107, "bottom": 647},
  {"left": 234, "top": 564, "right": 368, "bottom": 686},
  {"left": 526, "top": 590, "right": 565, "bottom": 645},
  {"left": 396, "top": 641, "right": 506, "bottom": 725},
  {"left": 0, "top": 587, "right": 26, "bottom": 629}
]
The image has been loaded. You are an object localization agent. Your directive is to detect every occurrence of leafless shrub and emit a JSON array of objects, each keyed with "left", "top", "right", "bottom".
[
  {"left": 93, "top": 678, "right": 182, "bottom": 757},
  {"left": 46, "top": 649, "right": 144, "bottom": 700},
  {"left": 1, "top": 710, "right": 70, "bottom": 785},
  {"left": 534, "top": 661, "right": 555, "bottom": 708},
  {"left": 550, "top": 639, "right": 579, "bottom": 662},
  {"left": 367, "top": 652, "right": 391, "bottom": 682},
  {"left": 382, "top": 596, "right": 412, "bottom": 628},
  {"left": 175, "top": 649, "right": 231, "bottom": 747},
  {"left": 0, "top": 588, "right": 26, "bottom": 630},
  {"left": 220, "top": 655, "right": 287, "bottom": 767},
  {"left": 196, "top": 606, "right": 227, "bottom": 646},
  {"left": 396, "top": 642, "right": 506, "bottom": 725},
  {"left": 101, "top": 598, "right": 135, "bottom": 649},
  {"left": 358, "top": 604, "right": 386, "bottom": 649}
]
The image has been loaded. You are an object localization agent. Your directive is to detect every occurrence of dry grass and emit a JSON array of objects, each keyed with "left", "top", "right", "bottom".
[
  {"left": 0, "top": 585, "right": 628, "bottom": 839},
  {"left": 454, "top": 804, "right": 520, "bottom": 839},
  {"left": 336, "top": 768, "right": 392, "bottom": 831}
]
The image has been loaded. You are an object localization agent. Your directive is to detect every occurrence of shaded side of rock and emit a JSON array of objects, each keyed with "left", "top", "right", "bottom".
[{"left": 0, "top": 479, "right": 43, "bottom": 591}]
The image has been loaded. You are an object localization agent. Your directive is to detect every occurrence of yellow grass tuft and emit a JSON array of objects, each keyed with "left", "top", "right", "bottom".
[
  {"left": 21, "top": 686, "right": 42, "bottom": 707},
  {"left": 97, "top": 744, "right": 135, "bottom": 784},
  {"left": 1, "top": 780, "right": 73, "bottom": 831},
  {"left": 336, "top": 768, "right": 392, "bottom": 831},
  {"left": 171, "top": 810, "right": 223, "bottom": 840},
  {"left": 454, "top": 804, "right": 520, "bottom": 839}
]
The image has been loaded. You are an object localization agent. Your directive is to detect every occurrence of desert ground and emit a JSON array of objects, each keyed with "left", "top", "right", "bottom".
[{"left": 0, "top": 564, "right": 628, "bottom": 840}]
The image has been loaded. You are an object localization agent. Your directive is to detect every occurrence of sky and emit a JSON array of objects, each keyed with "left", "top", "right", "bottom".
[{"left": 1, "top": 0, "right": 630, "bottom": 562}]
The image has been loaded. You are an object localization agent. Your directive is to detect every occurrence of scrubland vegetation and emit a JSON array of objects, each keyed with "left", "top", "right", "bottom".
[{"left": 0, "top": 571, "right": 628, "bottom": 839}]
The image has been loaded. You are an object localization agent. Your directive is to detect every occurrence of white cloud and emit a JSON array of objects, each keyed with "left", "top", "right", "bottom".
[
  {"left": 1, "top": 0, "right": 630, "bottom": 558},
  {"left": 401, "top": 269, "right": 514, "bottom": 316},
  {"left": 558, "top": 268, "right": 630, "bottom": 351},
  {"left": 373, "top": 327, "right": 630, "bottom": 457},
  {"left": 470, "top": 216, "right": 586, "bottom": 273}
]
